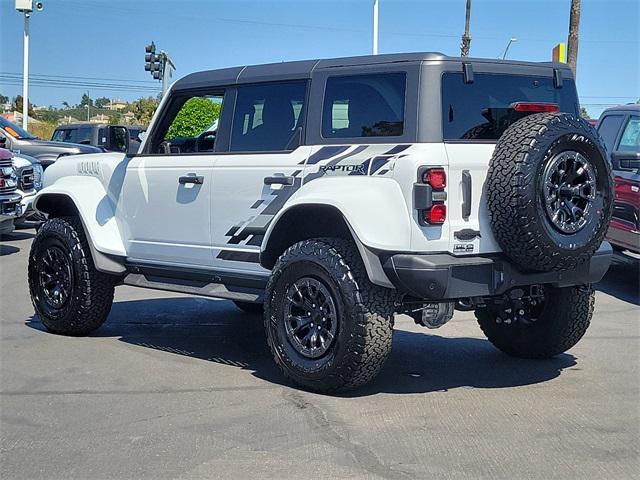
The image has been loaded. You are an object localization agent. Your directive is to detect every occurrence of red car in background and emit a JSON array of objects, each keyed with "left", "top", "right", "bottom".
[{"left": 596, "top": 105, "right": 640, "bottom": 253}]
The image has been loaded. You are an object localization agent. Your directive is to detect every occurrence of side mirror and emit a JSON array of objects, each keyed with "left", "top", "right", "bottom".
[
  {"left": 104, "top": 126, "right": 130, "bottom": 153},
  {"left": 0, "top": 134, "right": 9, "bottom": 149}
]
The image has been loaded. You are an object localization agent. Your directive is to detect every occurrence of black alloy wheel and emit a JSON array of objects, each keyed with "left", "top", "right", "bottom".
[
  {"left": 543, "top": 150, "right": 596, "bottom": 234},
  {"left": 37, "top": 245, "right": 73, "bottom": 310},
  {"left": 284, "top": 277, "right": 338, "bottom": 359}
]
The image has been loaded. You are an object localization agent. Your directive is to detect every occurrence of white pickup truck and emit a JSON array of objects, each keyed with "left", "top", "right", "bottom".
[{"left": 28, "top": 53, "right": 613, "bottom": 392}]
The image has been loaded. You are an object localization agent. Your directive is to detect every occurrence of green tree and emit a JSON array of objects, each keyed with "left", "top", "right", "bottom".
[
  {"left": 132, "top": 96, "right": 160, "bottom": 124},
  {"left": 108, "top": 113, "right": 122, "bottom": 125},
  {"left": 79, "top": 93, "right": 93, "bottom": 108},
  {"left": 165, "top": 98, "right": 221, "bottom": 139},
  {"left": 0, "top": 94, "right": 9, "bottom": 105},
  {"left": 12, "top": 95, "right": 34, "bottom": 116},
  {"left": 95, "top": 97, "right": 111, "bottom": 109},
  {"left": 579, "top": 106, "right": 590, "bottom": 119},
  {"left": 62, "top": 101, "right": 70, "bottom": 109}
]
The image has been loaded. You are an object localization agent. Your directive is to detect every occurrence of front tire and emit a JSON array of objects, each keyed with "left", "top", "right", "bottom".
[
  {"left": 264, "top": 238, "right": 396, "bottom": 393},
  {"left": 28, "top": 217, "right": 115, "bottom": 336},
  {"left": 476, "top": 284, "right": 594, "bottom": 358}
]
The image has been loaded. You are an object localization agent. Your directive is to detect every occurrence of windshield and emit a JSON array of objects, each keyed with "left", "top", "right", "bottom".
[
  {"left": 0, "top": 117, "right": 38, "bottom": 140},
  {"left": 441, "top": 73, "right": 579, "bottom": 140}
]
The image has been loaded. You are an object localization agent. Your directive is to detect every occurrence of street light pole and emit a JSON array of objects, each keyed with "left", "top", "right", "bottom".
[
  {"left": 502, "top": 37, "right": 517, "bottom": 60},
  {"left": 22, "top": 12, "right": 30, "bottom": 130},
  {"left": 373, "top": 0, "right": 379, "bottom": 55}
]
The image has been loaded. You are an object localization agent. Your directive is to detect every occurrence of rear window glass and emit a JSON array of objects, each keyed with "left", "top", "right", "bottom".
[
  {"left": 597, "top": 115, "right": 625, "bottom": 153},
  {"left": 52, "top": 127, "right": 93, "bottom": 145},
  {"left": 442, "top": 73, "right": 579, "bottom": 140},
  {"left": 322, "top": 73, "right": 406, "bottom": 138}
]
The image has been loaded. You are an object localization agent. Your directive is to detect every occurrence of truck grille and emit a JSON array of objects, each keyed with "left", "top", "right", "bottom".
[
  {"left": 0, "top": 158, "right": 17, "bottom": 195},
  {"left": 18, "top": 166, "right": 34, "bottom": 191}
]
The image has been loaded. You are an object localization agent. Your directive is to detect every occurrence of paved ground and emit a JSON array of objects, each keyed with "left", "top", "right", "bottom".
[{"left": 1, "top": 229, "right": 639, "bottom": 480}]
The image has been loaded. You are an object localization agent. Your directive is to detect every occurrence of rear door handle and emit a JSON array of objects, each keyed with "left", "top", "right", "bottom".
[
  {"left": 264, "top": 175, "right": 294, "bottom": 186},
  {"left": 461, "top": 170, "right": 472, "bottom": 220},
  {"left": 179, "top": 175, "right": 204, "bottom": 185}
]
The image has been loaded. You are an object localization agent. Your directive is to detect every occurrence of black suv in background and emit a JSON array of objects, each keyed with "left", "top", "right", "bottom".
[
  {"left": 51, "top": 123, "right": 141, "bottom": 154},
  {"left": 0, "top": 117, "right": 101, "bottom": 167}
]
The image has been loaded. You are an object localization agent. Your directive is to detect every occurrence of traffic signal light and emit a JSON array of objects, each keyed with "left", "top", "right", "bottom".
[{"left": 144, "top": 42, "right": 158, "bottom": 74}]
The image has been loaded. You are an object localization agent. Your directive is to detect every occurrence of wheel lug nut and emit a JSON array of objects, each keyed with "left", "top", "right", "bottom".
[{"left": 519, "top": 309, "right": 525, "bottom": 315}]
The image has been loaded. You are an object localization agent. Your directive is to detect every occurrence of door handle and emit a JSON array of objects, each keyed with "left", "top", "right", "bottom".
[
  {"left": 264, "top": 175, "right": 294, "bottom": 186},
  {"left": 179, "top": 175, "right": 204, "bottom": 185},
  {"left": 461, "top": 170, "right": 472, "bottom": 220}
]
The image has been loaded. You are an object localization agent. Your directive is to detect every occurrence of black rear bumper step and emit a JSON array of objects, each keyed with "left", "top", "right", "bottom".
[{"left": 382, "top": 243, "right": 612, "bottom": 300}]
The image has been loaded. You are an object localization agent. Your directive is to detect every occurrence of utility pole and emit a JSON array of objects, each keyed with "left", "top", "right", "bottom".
[
  {"left": 460, "top": 0, "right": 471, "bottom": 57},
  {"left": 22, "top": 12, "right": 29, "bottom": 129},
  {"left": 567, "top": 0, "right": 581, "bottom": 76},
  {"left": 15, "top": 1, "right": 44, "bottom": 130},
  {"left": 373, "top": 0, "right": 379, "bottom": 55},
  {"left": 86, "top": 91, "right": 90, "bottom": 121}
]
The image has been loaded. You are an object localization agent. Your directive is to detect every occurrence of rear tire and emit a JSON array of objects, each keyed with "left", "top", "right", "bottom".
[
  {"left": 264, "top": 238, "right": 396, "bottom": 393},
  {"left": 28, "top": 217, "right": 115, "bottom": 336},
  {"left": 476, "top": 284, "right": 594, "bottom": 358}
]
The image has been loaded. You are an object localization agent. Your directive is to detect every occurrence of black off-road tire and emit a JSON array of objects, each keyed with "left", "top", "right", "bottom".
[
  {"left": 476, "top": 284, "right": 594, "bottom": 358},
  {"left": 28, "top": 217, "right": 115, "bottom": 335},
  {"left": 232, "top": 300, "right": 264, "bottom": 315},
  {"left": 486, "top": 112, "right": 613, "bottom": 272},
  {"left": 264, "top": 238, "right": 396, "bottom": 393}
]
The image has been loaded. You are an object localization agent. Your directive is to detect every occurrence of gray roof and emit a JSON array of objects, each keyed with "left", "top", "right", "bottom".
[
  {"left": 173, "top": 52, "right": 572, "bottom": 92},
  {"left": 601, "top": 104, "right": 640, "bottom": 114}
]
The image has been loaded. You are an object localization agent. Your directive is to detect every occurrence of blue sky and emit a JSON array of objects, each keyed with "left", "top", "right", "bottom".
[{"left": 0, "top": 0, "right": 638, "bottom": 118}]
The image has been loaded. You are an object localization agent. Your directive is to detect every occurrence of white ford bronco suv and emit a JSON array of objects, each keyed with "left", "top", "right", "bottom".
[{"left": 29, "top": 53, "right": 613, "bottom": 392}]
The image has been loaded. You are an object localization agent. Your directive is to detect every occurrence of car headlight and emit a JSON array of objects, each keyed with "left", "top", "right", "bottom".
[{"left": 33, "top": 164, "right": 44, "bottom": 190}]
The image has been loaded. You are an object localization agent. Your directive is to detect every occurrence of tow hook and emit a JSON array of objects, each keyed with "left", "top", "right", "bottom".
[{"left": 408, "top": 302, "right": 455, "bottom": 329}]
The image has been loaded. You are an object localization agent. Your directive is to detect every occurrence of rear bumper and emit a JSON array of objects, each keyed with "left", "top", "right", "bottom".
[{"left": 381, "top": 243, "right": 613, "bottom": 300}]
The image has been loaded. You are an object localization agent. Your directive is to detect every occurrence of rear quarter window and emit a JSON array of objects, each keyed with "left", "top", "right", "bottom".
[{"left": 442, "top": 72, "right": 579, "bottom": 140}]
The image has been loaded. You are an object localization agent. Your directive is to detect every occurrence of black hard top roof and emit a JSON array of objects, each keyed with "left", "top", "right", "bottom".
[
  {"left": 601, "top": 104, "right": 640, "bottom": 114},
  {"left": 173, "top": 52, "right": 572, "bottom": 92}
]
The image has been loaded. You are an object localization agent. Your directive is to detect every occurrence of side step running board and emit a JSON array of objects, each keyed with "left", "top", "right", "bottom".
[{"left": 123, "top": 263, "right": 268, "bottom": 303}]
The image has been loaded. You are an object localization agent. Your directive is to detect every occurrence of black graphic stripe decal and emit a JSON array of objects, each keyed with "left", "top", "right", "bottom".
[
  {"left": 250, "top": 200, "right": 264, "bottom": 209},
  {"left": 216, "top": 250, "right": 260, "bottom": 263},
  {"left": 304, "top": 146, "right": 349, "bottom": 165},
  {"left": 370, "top": 156, "right": 390, "bottom": 174},
  {"left": 384, "top": 145, "right": 410, "bottom": 155}
]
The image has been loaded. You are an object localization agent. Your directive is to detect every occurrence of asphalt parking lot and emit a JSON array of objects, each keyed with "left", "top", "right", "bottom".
[{"left": 1, "top": 229, "right": 639, "bottom": 480}]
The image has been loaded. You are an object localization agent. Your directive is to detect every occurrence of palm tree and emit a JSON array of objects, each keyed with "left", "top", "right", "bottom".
[{"left": 567, "top": 0, "right": 581, "bottom": 76}]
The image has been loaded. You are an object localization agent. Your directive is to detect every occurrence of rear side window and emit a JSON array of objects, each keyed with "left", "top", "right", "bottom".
[
  {"left": 597, "top": 115, "right": 624, "bottom": 153},
  {"left": 322, "top": 73, "right": 406, "bottom": 138},
  {"left": 442, "top": 73, "right": 579, "bottom": 140},
  {"left": 230, "top": 81, "right": 307, "bottom": 152},
  {"left": 618, "top": 116, "right": 640, "bottom": 152}
]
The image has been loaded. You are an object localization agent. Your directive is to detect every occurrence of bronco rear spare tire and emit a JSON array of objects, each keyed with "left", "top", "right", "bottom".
[{"left": 486, "top": 112, "right": 613, "bottom": 272}]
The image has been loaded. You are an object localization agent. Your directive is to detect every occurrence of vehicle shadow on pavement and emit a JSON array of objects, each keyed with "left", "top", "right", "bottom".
[
  {"left": 0, "top": 231, "right": 35, "bottom": 241},
  {"left": 0, "top": 244, "right": 20, "bottom": 256},
  {"left": 26, "top": 296, "right": 578, "bottom": 396},
  {"left": 595, "top": 253, "right": 640, "bottom": 306}
]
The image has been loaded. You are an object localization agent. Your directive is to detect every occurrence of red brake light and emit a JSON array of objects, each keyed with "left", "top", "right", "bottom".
[
  {"left": 423, "top": 168, "right": 446, "bottom": 189},
  {"left": 0, "top": 177, "right": 4, "bottom": 188},
  {"left": 423, "top": 204, "right": 446, "bottom": 224},
  {"left": 511, "top": 102, "right": 560, "bottom": 113}
]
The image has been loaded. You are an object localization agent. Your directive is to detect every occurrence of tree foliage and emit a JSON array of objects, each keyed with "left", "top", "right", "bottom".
[
  {"left": 12, "top": 95, "right": 34, "bottom": 116},
  {"left": 165, "top": 97, "right": 220, "bottom": 139},
  {"left": 132, "top": 97, "right": 160, "bottom": 124},
  {"left": 95, "top": 97, "right": 111, "bottom": 109},
  {"left": 579, "top": 106, "right": 590, "bottom": 119}
]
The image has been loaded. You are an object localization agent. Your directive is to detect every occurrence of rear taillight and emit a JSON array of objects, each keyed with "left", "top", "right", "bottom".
[
  {"left": 511, "top": 102, "right": 560, "bottom": 113},
  {"left": 423, "top": 204, "right": 446, "bottom": 224},
  {"left": 0, "top": 177, "right": 4, "bottom": 188},
  {"left": 418, "top": 167, "right": 447, "bottom": 225},
  {"left": 422, "top": 168, "right": 446, "bottom": 189}
]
